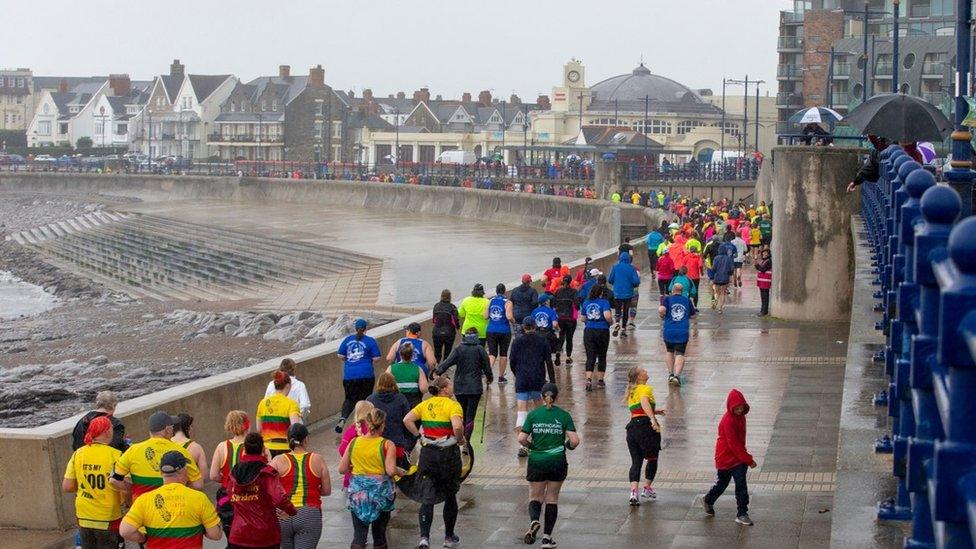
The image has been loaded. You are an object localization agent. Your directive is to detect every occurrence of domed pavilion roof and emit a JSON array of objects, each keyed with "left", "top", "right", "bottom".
[{"left": 588, "top": 64, "right": 721, "bottom": 116}]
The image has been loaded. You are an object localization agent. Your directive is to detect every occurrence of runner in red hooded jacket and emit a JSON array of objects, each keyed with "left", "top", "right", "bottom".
[
  {"left": 702, "top": 389, "right": 757, "bottom": 525},
  {"left": 228, "top": 433, "right": 297, "bottom": 547}
]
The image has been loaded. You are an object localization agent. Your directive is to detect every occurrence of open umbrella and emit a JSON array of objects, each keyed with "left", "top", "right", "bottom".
[
  {"left": 842, "top": 93, "right": 951, "bottom": 142},
  {"left": 789, "top": 106, "right": 843, "bottom": 126},
  {"left": 917, "top": 142, "right": 938, "bottom": 164}
]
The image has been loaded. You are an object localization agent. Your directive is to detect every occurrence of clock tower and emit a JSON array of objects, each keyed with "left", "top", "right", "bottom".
[{"left": 552, "top": 58, "right": 590, "bottom": 113}]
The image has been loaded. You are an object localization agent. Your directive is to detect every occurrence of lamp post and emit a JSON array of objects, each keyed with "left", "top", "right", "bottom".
[
  {"left": 892, "top": 0, "right": 900, "bottom": 91},
  {"left": 522, "top": 103, "right": 528, "bottom": 170},
  {"left": 720, "top": 79, "right": 726, "bottom": 161},
  {"left": 394, "top": 107, "right": 400, "bottom": 172},
  {"left": 314, "top": 98, "right": 324, "bottom": 164},
  {"left": 945, "top": 0, "right": 974, "bottom": 217}
]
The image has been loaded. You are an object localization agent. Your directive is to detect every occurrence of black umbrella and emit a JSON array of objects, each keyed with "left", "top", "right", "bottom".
[{"left": 842, "top": 93, "right": 951, "bottom": 142}]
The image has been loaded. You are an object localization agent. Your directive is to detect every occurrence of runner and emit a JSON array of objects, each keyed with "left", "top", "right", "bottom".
[
  {"left": 711, "top": 247, "right": 735, "bottom": 313},
  {"left": 435, "top": 326, "right": 493, "bottom": 440},
  {"left": 367, "top": 372, "right": 415, "bottom": 465},
  {"left": 730, "top": 230, "right": 748, "bottom": 287},
  {"left": 755, "top": 249, "right": 772, "bottom": 317},
  {"left": 749, "top": 223, "right": 762, "bottom": 262},
  {"left": 684, "top": 248, "right": 703, "bottom": 308},
  {"left": 531, "top": 294, "right": 560, "bottom": 357},
  {"left": 431, "top": 289, "right": 460, "bottom": 363},
  {"left": 485, "top": 283, "right": 514, "bottom": 383},
  {"left": 519, "top": 383, "right": 580, "bottom": 549},
  {"left": 551, "top": 275, "right": 578, "bottom": 366},
  {"left": 209, "top": 410, "right": 250, "bottom": 539},
  {"left": 757, "top": 213, "right": 772, "bottom": 248},
  {"left": 701, "top": 389, "right": 756, "bottom": 526},
  {"left": 458, "top": 283, "right": 489, "bottom": 344},
  {"left": 542, "top": 257, "right": 562, "bottom": 289},
  {"left": 511, "top": 275, "right": 539, "bottom": 335},
  {"left": 172, "top": 413, "right": 208, "bottom": 480},
  {"left": 264, "top": 358, "right": 311, "bottom": 418},
  {"left": 272, "top": 424, "right": 331, "bottom": 549},
  {"left": 660, "top": 284, "right": 697, "bottom": 386},
  {"left": 668, "top": 266, "right": 693, "bottom": 298},
  {"left": 387, "top": 343, "right": 428, "bottom": 409},
  {"left": 337, "top": 318, "right": 382, "bottom": 433},
  {"left": 338, "top": 401, "right": 376, "bottom": 492},
  {"left": 608, "top": 252, "right": 640, "bottom": 337},
  {"left": 623, "top": 367, "right": 663, "bottom": 506},
  {"left": 510, "top": 316, "right": 556, "bottom": 456},
  {"left": 386, "top": 322, "right": 437, "bottom": 378},
  {"left": 646, "top": 225, "right": 665, "bottom": 279},
  {"left": 656, "top": 246, "right": 675, "bottom": 298},
  {"left": 403, "top": 377, "right": 466, "bottom": 549},
  {"left": 62, "top": 416, "right": 124, "bottom": 548},
  {"left": 111, "top": 411, "right": 203, "bottom": 500},
  {"left": 580, "top": 281, "right": 613, "bottom": 392},
  {"left": 257, "top": 371, "right": 303, "bottom": 457},
  {"left": 227, "top": 433, "right": 297, "bottom": 548},
  {"left": 71, "top": 391, "right": 127, "bottom": 452},
  {"left": 119, "top": 451, "right": 222, "bottom": 546}
]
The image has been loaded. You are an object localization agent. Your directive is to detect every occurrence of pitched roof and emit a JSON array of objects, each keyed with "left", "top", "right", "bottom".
[
  {"left": 245, "top": 75, "right": 311, "bottom": 106},
  {"left": 188, "top": 74, "right": 232, "bottom": 102},
  {"left": 32, "top": 76, "right": 106, "bottom": 91},
  {"left": 159, "top": 75, "right": 183, "bottom": 103}
]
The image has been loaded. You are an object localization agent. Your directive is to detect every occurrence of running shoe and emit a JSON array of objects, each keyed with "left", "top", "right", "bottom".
[
  {"left": 640, "top": 486, "right": 657, "bottom": 500},
  {"left": 498, "top": 376, "right": 508, "bottom": 384},
  {"left": 668, "top": 375, "right": 679, "bottom": 387},
  {"left": 518, "top": 446, "right": 529, "bottom": 458},
  {"left": 524, "top": 520, "right": 541, "bottom": 544},
  {"left": 735, "top": 514, "right": 754, "bottom": 526},
  {"left": 554, "top": 353, "right": 561, "bottom": 366},
  {"left": 541, "top": 536, "right": 557, "bottom": 549},
  {"left": 565, "top": 356, "right": 573, "bottom": 365},
  {"left": 629, "top": 491, "right": 640, "bottom": 506},
  {"left": 620, "top": 330, "right": 628, "bottom": 338},
  {"left": 612, "top": 324, "right": 620, "bottom": 337},
  {"left": 418, "top": 537, "right": 430, "bottom": 549},
  {"left": 629, "top": 322, "right": 637, "bottom": 329},
  {"left": 334, "top": 419, "right": 345, "bottom": 434},
  {"left": 701, "top": 496, "right": 715, "bottom": 516},
  {"left": 585, "top": 380, "right": 592, "bottom": 392},
  {"left": 597, "top": 379, "right": 606, "bottom": 388},
  {"left": 443, "top": 534, "right": 461, "bottom": 548}
]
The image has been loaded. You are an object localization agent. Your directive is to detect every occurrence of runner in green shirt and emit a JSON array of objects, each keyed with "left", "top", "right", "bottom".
[
  {"left": 386, "top": 344, "right": 428, "bottom": 409},
  {"left": 518, "top": 383, "right": 580, "bottom": 549},
  {"left": 757, "top": 214, "right": 772, "bottom": 246}
]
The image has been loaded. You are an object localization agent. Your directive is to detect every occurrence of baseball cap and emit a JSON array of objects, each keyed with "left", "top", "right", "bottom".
[
  {"left": 538, "top": 293, "right": 551, "bottom": 303},
  {"left": 522, "top": 315, "right": 536, "bottom": 328},
  {"left": 354, "top": 318, "right": 368, "bottom": 330},
  {"left": 521, "top": 274, "right": 532, "bottom": 283},
  {"left": 406, "top": 322, "right": 421, "bottom": 334},
  {"left": 159, "top": 451, "right": 188, "bottom": 474},
  {"left": 148, "top": 411, "right": 180, "bottom": 432},
  {"left": 588, "top": 268, "right": 602, "bottom": 277}
]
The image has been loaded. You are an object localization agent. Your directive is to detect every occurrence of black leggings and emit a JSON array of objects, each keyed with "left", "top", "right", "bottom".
[
  {"left": 341, "top": 378, "right": 375, "bottom": 420},
  {"left": 456, "top": 393, "right": 481, "bottom": 438},
  {"left": 432, "top": 331, "right": 456, "bottom": 363},
  {"left": 420, "top": 496, "right": 459, "bottom": 538},
  {"left": 614, "top": 297, "right": 633, "bottom": 326},
  {"left": 627, "top": 441, "right": 659, "bottom": 483},
  {"left": 658, "top": 279, "right": 670, "bottom": 296},
  {"left": 556, "top": 319, "right": 577, "bottom": 356},
  {"left": 583, "top": 328, "right": 609, "bottom": 373},
  {"left": 352, "top": 510, "right": 389, "bottom": 546}
]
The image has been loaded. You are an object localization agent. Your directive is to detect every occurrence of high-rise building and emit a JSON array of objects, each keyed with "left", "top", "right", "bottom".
[{"left": 776, "top": 0, "right": 958, "bottom": 139}]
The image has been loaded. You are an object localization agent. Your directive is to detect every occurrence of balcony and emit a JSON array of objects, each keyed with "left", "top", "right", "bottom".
[
  {"left": 777, "top": 35, "right": 805, "bottom": 50},
  {"left": 777, "top": 64, "right": 803, "bottom": 80},
  {"left": 875, "top": 62, "right": 893, "bottom": 77},
  {"left": 776, "top": 92, "right": 804, "bottom": 108},
  {"left": 781, "top": 10, "right": 804, "bottom": 24},
  {"left": 830, "top": 92, "right": 850, "bottom": 107},
  {"left": 207, "top": 134, "right": 283, "bottom": 145},
  {"left": 922, "top": 61, "right": 947, "bottom": 78},
  {"left": 832, "top": 64, "right": 851, "bottom": 77}
]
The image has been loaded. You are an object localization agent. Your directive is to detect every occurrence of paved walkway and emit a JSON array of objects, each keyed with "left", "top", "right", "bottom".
[{"left": 206, "top": 269, "right": 851, "bottom": 548}]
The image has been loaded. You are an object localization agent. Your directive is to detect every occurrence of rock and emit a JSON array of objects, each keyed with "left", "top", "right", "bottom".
[
  {"left": 263, "top": 327, "right": 298, "bottom": 342},
  {"left": 234, "top": 318, "right": 274, "bottom": 338},
  {"left": 88, "top": 355, "right": 109, "bottom": 366},
  {"left": 306, "top": 314, "right": 355, "bottom": 342},
  {"left": 223, "top": 323, "right": 238, "bottom": 335},
  {"left": 292, "top": 337, "right": 326, "bottom": 351},
  {"left": 275, "top": 313, "right": 300, "bottom": 328},
  {"left": 298, "top": 311, "right": 315, "bottom": 321}
]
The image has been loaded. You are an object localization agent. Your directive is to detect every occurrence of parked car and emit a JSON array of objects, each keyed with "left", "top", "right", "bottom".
[
  {"left": 33, "top": 154, "right": 57, "bottom": 164},
  {"left": 0, "top": 154, "right": 26, "bottom": 165}
]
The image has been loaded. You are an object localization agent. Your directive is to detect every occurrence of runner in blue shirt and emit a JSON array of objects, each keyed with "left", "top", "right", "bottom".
[
  {"left": 484, "top": 284, "right": 515, "bottom": 383},
  {"left": 580, "top": 280, "right": 614, "bottom": 392},
  {"left": 336, "top": 318, "right": 381, "bottom": 432},
  {"left": 531, "top": 294, "right": 560, "bottom": 358},
  {"left": 658, "top": 285, "right": 697, "bottom": 387},
  {"left": 385, "top": 322, "right": 437, "bottom": 377}
]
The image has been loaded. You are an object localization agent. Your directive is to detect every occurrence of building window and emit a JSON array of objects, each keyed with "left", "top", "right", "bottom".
[
  {"left": 332, "top": 144, "right": 342, "bottom": 160},
  {"left": 95, "top": 123, "right": 104, "bottom": 136},
  {"left": 711, "top": 121, "right": 739, "bottom": 136},
  {"left": 117, "top": 123, "right": 127, "bottom": 135},
  {"left": 272, "top": 100, "right": 278, "bottom": 111},
  {"left": 909, "top": 0, "right": 930, "bottom": 18},
  {"left": 230, "top": 102, "right": 236, "bottom": 112},
  {"left": 332, "top": 121, "right": 342, "bottom": 138},
  {"left": 38, "top": 121, "right": 51, "bottom": 135},
  {"left": 59, "top": 123, "right": 68, "bottom": 135},
  {"left": 262, "top": 100, "right": 267, "bottom": 111},
  {"left": 676, "top": 120, "right": 703, "bottom": 134},
  {"left": 16, "top": 77, "right": 24, "bottom": 87},
  {"left": 633, "top": 119, "right": 672, "bottom": 134}
]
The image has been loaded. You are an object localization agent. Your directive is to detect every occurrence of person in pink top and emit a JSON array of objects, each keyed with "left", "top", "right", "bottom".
[
  {"left": 337, "top": 400, "right": 373, "bottom": 490},
  {"left": 656, "top": 251, "right": 675, "bottom": 299}
]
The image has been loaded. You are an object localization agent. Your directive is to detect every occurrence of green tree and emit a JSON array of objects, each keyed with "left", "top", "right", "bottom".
[{"left": 76, "top": 136, "right": 92, "bottom": 149}]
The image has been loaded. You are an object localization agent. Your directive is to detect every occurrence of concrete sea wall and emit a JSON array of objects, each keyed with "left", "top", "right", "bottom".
[
  {"left": 0, "top": 187, "right": 650, "bottom": 530},
  {"left": 0, "top": 172, "right": 647, "bottom": 249}
]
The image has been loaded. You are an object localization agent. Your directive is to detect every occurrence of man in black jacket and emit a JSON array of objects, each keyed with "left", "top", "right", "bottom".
[
  {"left": 509, "top": 317, "right": 555, "bottom": 458},
  {"left": 71, "top": 390, "right": 128, "bottom": 452},
  {"left": 436, "top": 328, "right": 493, "bottom": 439},
  {"left": 510, "top": 275, "right": 539, "bottom": 334}
]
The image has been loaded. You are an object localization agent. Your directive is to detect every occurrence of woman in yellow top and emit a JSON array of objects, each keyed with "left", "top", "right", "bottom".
[
  {"left": 209, "top": 410, "right": 251, "bottom": 539},
  {"left": 257, "top": 370, "right": 303, "bottom": 457},
  {"left": 338, "top": 408, "right": 398, "bottom": 549},
  {"left": 457, "top": 283, "right": 489, "bottom": 343},
  {"left": 62, "top": 416, "right": 124, "bottom": 546},
  {"left": 172, "top": 413, "right": 208, "bottom": 481},
  {"left": 403, "top": 376, "right": 466, "bottom": 549},
  {"left": 623, "top": 366, "right": 664, "bottom": 506},
  {"left": 749, "top": 225, "right": 762, "bottom": 261}
]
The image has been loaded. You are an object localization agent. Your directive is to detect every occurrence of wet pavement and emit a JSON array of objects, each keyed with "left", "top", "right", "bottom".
[{"left": 203, "top": 268, "right": 856, "bottom": 548}]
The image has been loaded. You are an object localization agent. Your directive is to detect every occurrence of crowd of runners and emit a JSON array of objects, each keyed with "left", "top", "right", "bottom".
[{"left": 62, "top": 195, "right": 772, "bottom": 549}]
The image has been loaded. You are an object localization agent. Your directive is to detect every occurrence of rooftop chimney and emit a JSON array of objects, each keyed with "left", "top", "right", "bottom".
[
  {"left": 396, "top": 91, "right": 406, "bottom": 99},
  {"left": 170, "top": 59, "right": 185, "bottom": 78},
  {"left": 536, "top": 95, "right": 551, "bottom": 110},
  {"left": 279, "top": 65, "right": 291, "bottom": 79},
  {"left": 435, "top": 94, "right": 443, "bottom": 100},
  {"left": 412, "top": 87, "right": 430, "bottom": 104},
  {"left": 58, "top": 79, "right": 69, "bottom": 93},
  {"left": 363, "top": 89, "right": 373, "bottom": 99},
  {"left": 388, "top": 94, "right": 395, "bottom": 99},
  {"left": 108, "top": 74, "right": 131, "bottom": 96},
  {"left": 462, "top": 92, "right": 472, "bottom": 103},
  {"left": 308, "top": 64, "right": 324, "bottom": 88},
  {"left": 347, "top": 89, "right": 355, "bottom": 98},
  {"left": 478, "top": 90, "right": 492, "bottom": 107},
  {"left": 509, "top": 94, "right": 521, "bottom": 105}
]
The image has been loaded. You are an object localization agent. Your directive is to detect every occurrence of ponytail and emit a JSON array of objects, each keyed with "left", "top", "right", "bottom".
[
  {"left": 543, "top": 393, "right": 555, "bottom": 410},
  {"left": 365, "top": 408, "right": 387, "bottom": 434},
  {"left": 429, "top": 376, "right": 450, "bottom": 396},
  {"left": 622, "top": 366, "right": 641, "bottom": 405}
]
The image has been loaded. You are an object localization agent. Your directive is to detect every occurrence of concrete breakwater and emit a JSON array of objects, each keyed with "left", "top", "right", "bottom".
[{"left": 0, "top": 172, "right": 647, "bottom": 249}]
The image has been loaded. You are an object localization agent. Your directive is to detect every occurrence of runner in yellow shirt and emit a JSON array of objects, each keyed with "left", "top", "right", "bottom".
[
  {"left": 111, "top": 411, "right": 203, "bottom": 500},
  {"left": 120, "top": 451, "right": 222, "bottom": 548},
  {"left": 257, "top": 371, "right": 303, "bottom": 457},
  {"left": 63, "top": 416, "right": 124, "bottom": 547}
]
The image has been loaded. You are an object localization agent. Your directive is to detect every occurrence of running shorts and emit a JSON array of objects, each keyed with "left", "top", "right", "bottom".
[
  {"left": 516, "top": 391, "right": 542, "bottom": 402},
  {"left": 706, "top": 269, "right": 715, "bottom": 280},
  {"left": 626, "top": 416, "right": 662, "bottom": 457},
  {"left": 526, "top": 459, "right": 569, "bottom": 482},
  {"left": 761, "top": 235, "right": 771, "bottom": 246},
  {"left": 486, "top": 332, "right": 512, "bottom": 357},
  {"left": 664, "top": 340, "right": 687, "bottom": 354},
  {"left": 734, "top": 261, "right": 743, "bottom": 268}
]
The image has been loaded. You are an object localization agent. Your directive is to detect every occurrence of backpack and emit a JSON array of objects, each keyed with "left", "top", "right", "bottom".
[{"left": 551, "top": 288, "right": 576, "bottom": 320}]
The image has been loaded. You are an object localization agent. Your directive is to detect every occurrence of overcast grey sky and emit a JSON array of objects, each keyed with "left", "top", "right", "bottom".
[{"left": 4, "top": 0, "right": 793, "bottom": 98}]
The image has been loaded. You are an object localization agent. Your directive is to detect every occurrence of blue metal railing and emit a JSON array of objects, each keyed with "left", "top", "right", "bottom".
[{"left": 860, "top": 143, "right": 976, "bottom": 548}]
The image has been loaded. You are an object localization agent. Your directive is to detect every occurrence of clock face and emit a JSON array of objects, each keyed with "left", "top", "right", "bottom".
[{"left": 567, "top": 70, "right": 580, "bottom": 83}]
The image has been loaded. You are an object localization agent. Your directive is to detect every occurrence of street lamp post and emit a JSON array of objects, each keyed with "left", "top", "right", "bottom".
[
  {"left": 394, "top": 107, "right": 400, "bottom": 172},
  {"left": 892, "top": 0, "right": 900, "bottom": 91},
  {"left": 720, "top": 79, "right": 726, "bottom": 161},
  {"left": 522, "top": 103, "right": 528, "bottom": 172},
  {"left": 946, "top": 0, "right": 974, "bottom": 217}
]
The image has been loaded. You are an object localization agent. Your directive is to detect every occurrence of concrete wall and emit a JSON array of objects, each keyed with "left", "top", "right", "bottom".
[
  {"left": 0, "top": 172, "right": 648, "bottom": 250},
  {"left": 0, "top": 233, "right": 649, "bottom": 532},
  {"left": 770, "top": 146, "right": 861, "bottom": 320}
]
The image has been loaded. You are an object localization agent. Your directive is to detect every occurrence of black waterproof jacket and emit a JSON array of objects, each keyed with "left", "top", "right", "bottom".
[{"left": 435, "top": 333, "right": 492, "bottom": 395}]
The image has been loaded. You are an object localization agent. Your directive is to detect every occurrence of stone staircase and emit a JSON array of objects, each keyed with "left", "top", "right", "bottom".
[{"left": 11, "top": 212, "right": 384, "bottom": 303}]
